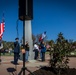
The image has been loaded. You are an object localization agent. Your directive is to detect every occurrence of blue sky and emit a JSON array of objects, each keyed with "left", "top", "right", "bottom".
[{"left": 0, "top": 0, "right": 76, "bottom": 42}]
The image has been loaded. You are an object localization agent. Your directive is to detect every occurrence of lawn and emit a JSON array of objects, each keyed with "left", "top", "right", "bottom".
[
  {"left": 1, "top": 53, "right": 14, "bottom": 56},
  {"left": 0, "top": 50, "right": 76, "bottom": 56},
  {"left": 68, "top": 51, "right": 76, "bottom": 56},
  {"left": 46, "top": 50, "right": 76, "bottom": 56}
]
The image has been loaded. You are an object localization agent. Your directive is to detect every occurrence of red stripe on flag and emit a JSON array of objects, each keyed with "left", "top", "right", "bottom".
[{"left": 0, "top": 22, "right": 5, "bottom": 37}]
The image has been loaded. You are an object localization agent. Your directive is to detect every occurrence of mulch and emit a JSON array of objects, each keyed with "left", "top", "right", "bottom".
[{"left": 29, "top": 66, "right": 76, "bottom": 75}]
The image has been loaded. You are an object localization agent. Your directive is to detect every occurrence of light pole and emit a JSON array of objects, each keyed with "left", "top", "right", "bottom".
[{"left": 18, "top": 0, "right": 34, "bottom": 75}]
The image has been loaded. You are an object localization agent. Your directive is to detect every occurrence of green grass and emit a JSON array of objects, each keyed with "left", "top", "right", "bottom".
[
  {"left": 69, "top": 51, "right": 76, "bottom": 55},
  {"left": 1, "top": 53, "right": 14, "bottom": 56},
  {"left": 46, "top": 50, "right": 76, "bottom": 56},
  {"left": 1, "top": 51, "right": 76, "bottom": 56},
  {"left": 46, "top": 51, "right": 50, "bottom": 54}
]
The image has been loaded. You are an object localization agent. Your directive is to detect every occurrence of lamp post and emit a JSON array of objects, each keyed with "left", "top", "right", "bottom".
[
  {"left": 22, "top": 20, "right": 26, "bottom": 75},
  {"left": 18, "top": 0, "right": 34, "bottom": 75}
]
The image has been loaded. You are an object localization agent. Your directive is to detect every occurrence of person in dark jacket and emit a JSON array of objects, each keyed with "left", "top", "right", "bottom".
[
  {"left": 13, "top": 38, "right": 20, "bottom": 64},
  {"left": 40, "top": 41, "right": 46, "bottom": 61}
]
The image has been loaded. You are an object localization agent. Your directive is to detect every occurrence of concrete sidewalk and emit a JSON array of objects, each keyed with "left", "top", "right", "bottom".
[
  {"left": 0, "top": 54, "right": 50, "bottom": 67},
  {"left": 0, "top": 54, "right": 50, "bottom": 75},
  {"left": 0, "top": 54, "right": 76, "bottom": 75}
]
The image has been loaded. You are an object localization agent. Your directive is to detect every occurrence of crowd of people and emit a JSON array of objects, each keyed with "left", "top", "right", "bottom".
[
  {"left": 13, "top": 37, "right": 47, "bottom": 65},
  {"left": 13, "top": 32, "right": 47, "bottom": 64},
  {"left": 33, "top": 41, "right": 46, "bottom": 61}
]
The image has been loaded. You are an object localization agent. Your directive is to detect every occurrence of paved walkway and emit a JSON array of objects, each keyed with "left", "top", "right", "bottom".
[
  {"left": 0, "top": 54, "right": 50, "bottom": 75},
  {"left": 0, "top": 54, "right": 76, "bottom": 75}
]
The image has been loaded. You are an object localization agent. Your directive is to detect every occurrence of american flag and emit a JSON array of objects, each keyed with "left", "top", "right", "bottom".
[{"left": 0, "top": 13, "right": 5, "bottom": 39}]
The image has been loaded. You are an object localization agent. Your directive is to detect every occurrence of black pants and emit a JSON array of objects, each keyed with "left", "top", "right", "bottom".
[
  {"left": 34, "top": 49, "right": 39, "bottom": 60},
  {"left": 42, "top": 52, "right": 45, "bottom": 61},
  {"left": 14, "top": 53, "right": 19, "bottom": 64}
]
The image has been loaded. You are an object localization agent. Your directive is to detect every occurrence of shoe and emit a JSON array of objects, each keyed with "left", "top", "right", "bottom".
[
  {"left": 0, "top": 59, "right": 1, "bottom": 62},
  {"left": 13, "top": 62, "right": 19, "bottom": 65},
  {"left": 14, "top": 63, "right": 19, "bottom": 65},
  {"left": 42, "top": 60, "right": 45, "bottom": 62}
]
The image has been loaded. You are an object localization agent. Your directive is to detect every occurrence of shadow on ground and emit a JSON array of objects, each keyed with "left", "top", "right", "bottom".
[{"left": 7, "top": 67, "right": 17, "bottom": 75}]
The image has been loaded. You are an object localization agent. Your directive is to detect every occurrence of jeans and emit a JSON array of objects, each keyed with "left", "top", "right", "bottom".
[
  {"left": 40, "top": 50, "right": 42, "bottom": 59},
  {"left": 25, "top": 51, "right": 29, "bottom": 61},
  {"left": 42, "top": 52, "right": 45, "bottom": 61},
  {"left": 14, "top": 53, "right": 19, "bottom": 64}
]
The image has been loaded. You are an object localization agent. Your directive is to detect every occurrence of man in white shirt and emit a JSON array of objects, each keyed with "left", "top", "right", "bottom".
[{"left": 33, "top": 42, "right": 39, "bottom": 60}]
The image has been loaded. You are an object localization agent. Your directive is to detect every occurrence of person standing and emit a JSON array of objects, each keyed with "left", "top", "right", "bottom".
[
  {"left": 33, "top": 42, "right": 39, "bottom": 60},
  {"left": 25, "top": 41, "right": 29, "bottom": 62},
  {"left": 13, "top": 38, "right": 20, "bottom": 64},
  {"left": 40, "top": 41, "right": 46, "bottom": 61}
]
